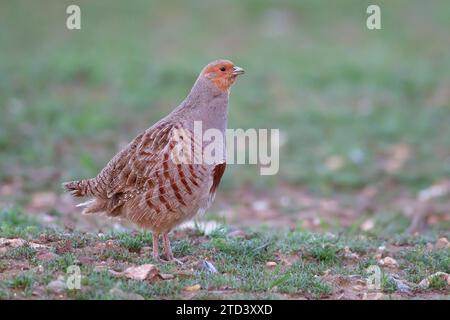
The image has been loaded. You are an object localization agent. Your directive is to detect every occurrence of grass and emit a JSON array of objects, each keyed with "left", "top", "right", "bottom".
[
  {"left": 6, "top": 244, "right": 36, "bottom": 260},
  {"left": 99, "top": 248, "right": 133, "bottom": 262},
  {"left": 2, "top": 207, "right": 448, "bottom": 300},
  {"left": 0, "top": 218, "right": 448, "bottom": 299},
  {"left": 270, "top": 263, "right": 333, "bottom": 296},
  {"left": 43, "top": 253, "right": 78, "bottom": 272},
  {"left": 7, "top": 273, "right": 35, "bottom": 297},
  {"left": 379, "top": 272, "right": 398, "bottom": 294},
  {"left": 0, "top": 207, "right": 41, "bottom": 238},
  {"left": 400, "top": 246, "right": 450, "bottom": 284},
  {"left": 115, "top": 231, "right": 153, "bottom": 253}
]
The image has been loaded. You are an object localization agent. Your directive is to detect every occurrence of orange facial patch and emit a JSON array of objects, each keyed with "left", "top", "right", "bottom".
[{"left": 202, "top": 60, "right": 237, "bottom": 92}]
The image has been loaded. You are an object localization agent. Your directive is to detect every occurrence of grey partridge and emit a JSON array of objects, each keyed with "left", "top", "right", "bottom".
[{"left": 63, "top": 59, "right": 245, "bottom": 261}]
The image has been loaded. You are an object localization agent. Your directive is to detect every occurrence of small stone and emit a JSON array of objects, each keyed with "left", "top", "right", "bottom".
[
  {"left": 388, "top": 275, "right": 411, "bottom": 293},
  {"left": 41, "top": 215, "right": 55, "bottom": 224},
  {"left": 343, "top": 247, "right": 359, "bottom": 260},
  {"left": 105, "top": 240, "right": 116, "bottom": 248},
  {"left": 0, "top": 238, "right": 26, "bottom": 248},
  {"left": 251, "top": 200, "right": 269, "bottom": 211},
  {"left": 119, "top": 264, "right": 159, "bottom": 281},
  {"left": 227, "top": 230, "right": 247, "bottom": 238},
  {"left": 363, "top": 292, "right": 384, "bottom": 300},
  {"left": 435, "top": 237, "right": 450, "bottom": 249},
  {"left": 431, "top": 272, "right": 449, "bottom": 282},
  {"left": 360, "top": 219, "right": 375, "bottom": 231},
  {"left": 109, "top": 287, "right": 144, "bottom": 300},
  {"left": 325, "top": 155, "right": 345, "bottom": 171},
  {"left": 312, "top": 217, "right": 321, "bottom": 226},
  {"left": 266, "top": 261, "right": 277, "bottom": 268},
  {"left": 29, "top": 242, "right": 50, "bottom": 250},
  {"left": 378, "top": 256, "right": 398, "bottom": 268},
  {"left": 279, "top": 196, "right": 291, "bottom": 207},
  {"left": 418, "top": 272, "right": 449, "bottom": 289},
  {"left": 418, "top": 278, "right": 430, "bottom": 289},
  {"left": 197, "top": 260, "right": 218, "bottom": 273},
  {"left": 94, "top": 265, "right": 107, "bottom": 272},
  {"left": 46, "top": 279, "right": 66, "bottom": 294},
  {"left": 184, "top": 284, "right": 201, "bottom": 292},
  {"left": 160, "top": 273, "right": 175, "bottom": 280}
]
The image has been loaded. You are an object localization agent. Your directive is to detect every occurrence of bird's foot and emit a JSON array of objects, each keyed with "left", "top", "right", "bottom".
[
  {"left": 152, "top": 252, "right": 162, "bottom": 263},
  {"left": 152, "top": 257, "right": 162, "bottom": 263}
]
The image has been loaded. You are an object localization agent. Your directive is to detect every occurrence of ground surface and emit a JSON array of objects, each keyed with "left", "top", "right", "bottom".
[
  {"left": 0, "top": 1, "right": 450, "bottom": 299},
  {"left": 0, "top": 208, "right": 449, "bottom": 300}
]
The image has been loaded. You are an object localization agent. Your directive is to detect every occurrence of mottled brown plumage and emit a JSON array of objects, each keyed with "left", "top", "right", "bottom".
[{"left": 63, "top": 60, "right": 244, "bottom": 261}]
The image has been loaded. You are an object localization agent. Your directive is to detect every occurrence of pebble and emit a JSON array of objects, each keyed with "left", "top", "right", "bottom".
[
  {"left": 198, "top": 260, "right": 218, "bottom": 273},
  {"left": 109, "top": 287, "right": 144, "bottom": 300},
  {"left": 184, "top": 284, "right": 201, "bottom": 292},
  {"left": 227, "top": 230, "right": 247, "bottom": 238},
  {"left": 46, "top": 278, "right": 66, "bottom": 294},
  {"left": 435, "top": 237, "right": 449, "bottom": 249},
  {"left": 378, "top": 256, "right": 398, "bottom": 268},
  {"left": 418, "top": 272, "right": 449, "bottom": 289},
  {"left": 362, "top": 292, "right": 384, "bottom": 300}
]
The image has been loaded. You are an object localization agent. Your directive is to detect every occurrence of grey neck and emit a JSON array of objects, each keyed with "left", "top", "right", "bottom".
[{"left": 173, "top": 76, "right": 229, "bottom": 132}]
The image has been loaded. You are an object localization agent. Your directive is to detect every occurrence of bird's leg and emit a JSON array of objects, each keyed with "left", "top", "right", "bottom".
[
  {"left": 152, "top": 233, "right": 160, "bottom": 261},
  {"left": 162, "top": 233, "right": 185, "bottom": 265},
  {"left": 162, "top": 233, "right": 174, "bottom": 261}
]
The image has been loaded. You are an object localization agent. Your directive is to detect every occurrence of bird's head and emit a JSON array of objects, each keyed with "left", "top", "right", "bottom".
[{"left": 201, "top": 59, "right": 245, "bottom": 92}]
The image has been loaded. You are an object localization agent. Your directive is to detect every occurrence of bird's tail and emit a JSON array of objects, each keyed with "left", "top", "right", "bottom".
[
  {"left": 63, "top": 178, "right": 96, "bottom": 197},
  {"left": 63, "top": 179, "right": 110, "bottom": 215},
  {"left": 77, "top": 199, "right": 108, "bottom": 215}
]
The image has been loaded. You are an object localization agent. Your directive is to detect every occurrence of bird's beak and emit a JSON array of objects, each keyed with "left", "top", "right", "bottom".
[{"left": 232, "top": 66, "right": 245, "bottom": 75}]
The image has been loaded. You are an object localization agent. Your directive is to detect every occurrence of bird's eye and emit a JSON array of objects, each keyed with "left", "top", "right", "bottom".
[{"left": 220, "top": 66, "right": 226, "bottom": 72}]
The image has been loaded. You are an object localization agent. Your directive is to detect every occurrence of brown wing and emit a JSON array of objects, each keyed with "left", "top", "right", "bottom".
[
  {"left": 105, "top": 121, "right": 174, "bottom": 198},
  {"left": 94, "top": 121, "right": 209, "bottom": 215},
  {"left": 87, "top": 121, "right": 167, "bottom": 199}
]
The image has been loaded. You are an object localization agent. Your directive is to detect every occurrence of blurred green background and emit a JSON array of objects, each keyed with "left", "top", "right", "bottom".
[{"left": 1, "top": 0, "right": 449, "bottom": 232}]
